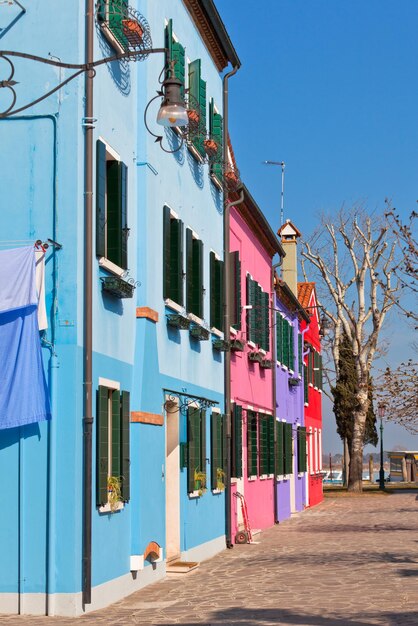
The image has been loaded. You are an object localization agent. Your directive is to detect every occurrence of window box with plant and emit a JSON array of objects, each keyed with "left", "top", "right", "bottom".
[
  {"left": 212, "top": 338, "right": 229, "bottom": 352},
  {"left": 96, "top": 384, "right": 130, "bottom": 513},
  {"left": 167, "top": 313, "right": 190, "bottom": 330},
  {"left": 248, "top": 351, "right": 263, "bottom": 363},
  {"left": 260, "top": 358, "right": 273, "bottom": 369},
  {"left": 230, "top": 338, "right": 245, "bottom": 352},
  {"left": 189, "top": 323, "right": 210, "bottom": 341}
]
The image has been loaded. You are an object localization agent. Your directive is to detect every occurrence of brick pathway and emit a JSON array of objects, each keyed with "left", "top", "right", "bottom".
[{"left": 1, "top": 492, "right": 418, "bottom": 625}]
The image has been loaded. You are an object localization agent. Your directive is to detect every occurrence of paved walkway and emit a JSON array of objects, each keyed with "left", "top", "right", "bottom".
[{"left": 1, "top": 492, "right": 418, "bottom": 625}]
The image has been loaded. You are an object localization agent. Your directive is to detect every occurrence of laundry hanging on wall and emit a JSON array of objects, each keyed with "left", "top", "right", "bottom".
[{"left": 0, "top": 246, "right": 51, "bottom": 429}]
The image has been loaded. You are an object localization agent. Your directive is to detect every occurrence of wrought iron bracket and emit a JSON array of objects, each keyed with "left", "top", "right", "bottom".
[{"left": 163, "top": 389, "right": 218, "bottom": 415}]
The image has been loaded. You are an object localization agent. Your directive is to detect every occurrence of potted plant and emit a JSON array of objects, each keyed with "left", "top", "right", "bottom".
[
  {"left": 203, "top": 138, "right": 218, "bottom": 157},
  {"left": 194, "top": 469, "right": 207, "bottom": 496},
  {"left": 230, "top": 338, "right": 245, "bottom": 352},
  {"left": 122, "top": 19, "right": 144, "bottom": 45},
  {"left": 225, "top": 169, "right": 238, "bottom": 186},
  {"left": 187, "top": 109, "right": 200, "bottom": 124},
  {"left": 216, "top": 468, "right": 225, "bottom": 491},
  {"left": 107, "top": 475, "right": 123, "bottom": 512}
]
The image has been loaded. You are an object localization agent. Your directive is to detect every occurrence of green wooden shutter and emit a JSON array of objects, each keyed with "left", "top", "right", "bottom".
[
  {"left": 200, "top": 409, "right": 206, "bottom": 476},
  {"left": 96, "top": 140, "right": 106, "bottom": 258},
  {"left": 193, "top": 239, "right": 203, "bottom": 318},
  {"left": 172, "top": 41, "right": 185, "bottom": 96},
  {"left": 276, "top": 421, "right": 284, "bottom": 476},
  {"left": 319, "top": 354, "right": 323, "bottom": 390},
  {"left": 210, "top": 98, "right": 223, "bottom": 181},
  {"left": 170, "top": 218, "right": 183, "bottom": 305},
  {"left": 210, "top": 251, "right": 216, "bottom": 328},
  {"left": 186, "top": 228, "right": 193, "bottom": 313},
  {"left": 96, "top": 386, "right": 109, "bottom": 506},
  {"left": 217, "top": 260, "right": 224, "bottom": 332},
  {"left": 247, "top": 411, "right": 258, "bottom": 477},
  {"left": 120, "top": 390, "right": 130, "bottom": 502},
  {"left": 282, "top": 319, "right": 289, "bottom": 368},
  {"left": 289, "top": 322, "right": 295, "bottom": 371},
  {"left": 163, "top": 206, "right": 171, "bottom": 299},
  {"left": 210, "top": 253, "right": 223, "bottom": 330},
  {"left": 165, "top": 18, "right": 173, "bottom": 64},
  {"left": 268, "top": 415, "right": 275, "bottom": 474},
  {"left": 258, "top": 414, "right": 268, "bottom": 475},
  {"left": 187, "top": 406, "right": 200, "bottom": 492},
  {"left": 231, "top": 252, "right": 241, "bottom": 330},
  {"left": 120, "top": 162, "right": 128, "bottom": 270},
  {"left": 189, "top": 59, "right": 206, "bottom": 158},
  {"left": 246, "top": 277, "right": 257, "bottom": 343},
  {"left": 298, "top": 334, "right": 303, "bottom": 375},
  {"left": 111, "top": 389, "right": 121, "bottom": 477},
  {"left": 107, "top": 160, "right": 122, "bottom": 267},
  {"left": 297, "top": 427, "right": 307, "bottom": 473},
  {"left": 276, "top": 314, "right": 283, "bottom": 364},
  {"left": 307, "top": 346, "right": 313, "bottom": 385},
  {"left": 232, "top": 404, "right": 243, "bottom": 478},
  {"left": 284, "top": 422, "right": 293, "bottom": 475},
  {"left": 303, "top": 363, "right": 309, "bottom": 404},
  {"left": 108, "top": 0, "right": 128, "bottom": 50},
  {"left": 261, "top": 291, "right": 270, "bottom": 351},
  {"left": 211, "top": 412, "right": 224, "bottom": 489}
]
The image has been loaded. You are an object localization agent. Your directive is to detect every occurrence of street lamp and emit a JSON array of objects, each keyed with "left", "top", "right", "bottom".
[{"left": 378, "top": 403, "right": 386, "bottom": 490}]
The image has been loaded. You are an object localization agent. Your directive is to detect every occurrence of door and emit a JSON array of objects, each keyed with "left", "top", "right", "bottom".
[{"left": 165, "top": 400, "right": 180, "bottom": 561}]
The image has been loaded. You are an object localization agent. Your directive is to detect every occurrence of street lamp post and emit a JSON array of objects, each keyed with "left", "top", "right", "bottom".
[{"left": 378, "top": 404, "right": 386, "bottom": 490}]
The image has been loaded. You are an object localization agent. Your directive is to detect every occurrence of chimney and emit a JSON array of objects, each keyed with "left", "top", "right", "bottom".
[{"left": 277, "top": 219, "right": 301, "bottom": 296}]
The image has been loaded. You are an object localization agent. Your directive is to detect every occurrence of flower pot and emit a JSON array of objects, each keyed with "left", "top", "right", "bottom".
[
  {"left": 187, "top": 109, "right": 200, "bottom": 124},
  {"left": 122, "top": 19, "right": 144, "bottom": 46},
  {"left": 204, "top": 139, "right": 218, "bottom": 157},
  {"left": 225, "top": 170, "right": 238, "bottom": 185}
]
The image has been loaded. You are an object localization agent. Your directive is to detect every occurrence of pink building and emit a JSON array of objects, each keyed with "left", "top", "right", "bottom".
[{"left": 229, "top": 185, "right": 284, "bottom": 542}]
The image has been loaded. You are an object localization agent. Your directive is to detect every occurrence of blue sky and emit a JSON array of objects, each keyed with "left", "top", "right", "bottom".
[{"left": 215, "top": 0, "right": 418, "bottom": 453}]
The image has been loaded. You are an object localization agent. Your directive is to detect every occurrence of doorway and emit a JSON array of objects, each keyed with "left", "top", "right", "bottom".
[{"left": 165, "top": 399, "right": 180, "bottom": 561}]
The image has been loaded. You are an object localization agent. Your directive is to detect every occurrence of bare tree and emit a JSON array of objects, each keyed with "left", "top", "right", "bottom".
[
  {"left": 376, "top": 360, "right": 418, "bottom": 433},
  {"left": 301, "top": 206, "right": 398, "bottom": 492},
  {"left": 385, "top": 206, "right": 418, "bottom": 324}
]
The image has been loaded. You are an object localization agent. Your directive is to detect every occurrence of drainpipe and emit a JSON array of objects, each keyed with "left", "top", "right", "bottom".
[
  {"left": 82, "top": 0, "right": 94, "bottom": 607},
  {"left": 271, "top": 261, "right": 282, "bottom": 523},
  {"left": 223, "top": 63, "right": 240, "bottom": 550}
]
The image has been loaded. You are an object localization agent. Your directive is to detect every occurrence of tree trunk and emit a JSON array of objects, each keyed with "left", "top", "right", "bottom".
[
  {"left": 348, "top": 385, "right": 369, "bottom": 492},
  {"left": 343, "top": 438, "right": 350, "bottom": 487}
]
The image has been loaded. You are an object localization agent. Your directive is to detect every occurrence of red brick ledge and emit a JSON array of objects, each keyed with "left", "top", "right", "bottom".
[
  {"left": 131, "top": 411, "right": 164, "bottom": 426},
  {"left": 136, "top": 307, "right": 159, "bottom": 322}
]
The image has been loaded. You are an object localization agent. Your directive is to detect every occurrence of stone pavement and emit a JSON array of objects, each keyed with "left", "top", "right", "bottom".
[{"left": 1, "top": 491, "right": 418, "bottom": 625}]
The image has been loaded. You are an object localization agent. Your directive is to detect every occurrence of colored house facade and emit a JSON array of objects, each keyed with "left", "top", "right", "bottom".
[
  {"left": 229, "top": 185, "right": 284, "bottom": 541},
  {"left": 0, "top": 0, "right": 238, "bottom": 616},
  {"left": 298, "top": 282, "right": 324, "bottom": 508},
  {"left": 274, "top": 280, "right": 309, "bottom": 521}
]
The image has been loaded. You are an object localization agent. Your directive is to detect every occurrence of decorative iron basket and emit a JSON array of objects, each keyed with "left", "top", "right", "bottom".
[
  {"left": 167, "top": 313, "right": 191, "bottom": 330},
  {"left": 248, "top": 351, "right": 263, "bottom": 363},
  {"left": 97, "top": 0, "right": 152, "bottom": 58},
  {"left": 189, "top": 324, "right": 210, "bottom": 341},
  {"left": 230, "top": 338, "right": 245, "bottom": 352},
  {"left": 212, "top": 338, "right": 230, "bottom": 352},
  {"left": 101, "top": 276, "right": 135, "bottom": 299}
]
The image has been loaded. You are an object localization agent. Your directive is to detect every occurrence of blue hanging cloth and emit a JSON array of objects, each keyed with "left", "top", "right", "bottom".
[{"left": 0, "top": 246, "right": 51, "bottom": 429}]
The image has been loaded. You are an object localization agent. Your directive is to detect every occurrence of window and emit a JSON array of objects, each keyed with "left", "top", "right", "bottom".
[
  {"left": 165, "top": 19, "right": 185, "bottom": 96},
  {"left": 298, "top": 334, "right": 303, "bottom": 375},
  {"left": 230, "top": 251, "right": 241, "bottom": 330},
  {"left": 163, "top": 206, "right": 184, "bottom": 305},
  {"left": 303, "top": 363, "right": 309, "bottom": 404},
  {"left": 309, "top": 427, "right": 314, "bottom": 474},
  {"left": 276, "top": 315, "right": 294, "bottom": 369},
  {"left": 283, "top": 422, "right": 293, "bottom": 476},
  {"left": 246, "top": 275, "right": 269, "bottom": 350},
  {"left": 210, "top": 411, "right": 225, "bottom": 490},
  {"left": 259, "top": 413, "right": 275, "bottom": 476},
  {"left": 210, "top": 252, "right": 224, "bottom": 331},
  {"left": 188, "top": 58, "right": 207, "bottom": 160},
  {"left": 186, "top": 406, "right": 206, "bottom": 494},
  {"left": 186, "top": 228, "right": 204, "bottom": 319},
  {"left": 276, "top": 421, "right": 284, "bottom": 476},
  {"left": 96, "top": 383, "right": 130, "bottom": 509},
  {"left": 97, "top": 0, "right": 129, "bottom": 54},
  {"left": 96, "top": 139, "right": 128, "bottom": 270},
  {"left": 209, "top": 98, "right": 223, "bottom": 187},
  {"left": 297, "top": 426, "right": 307, "bottom": 474},
  {"left": 247, "top": 410, "right": 258, "bottom": 477},
  {"left": 231, "top": 404, "right": 243, "bottom": 478}
]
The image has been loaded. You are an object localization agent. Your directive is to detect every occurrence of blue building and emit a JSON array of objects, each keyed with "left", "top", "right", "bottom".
[{"left": 0, "top": 0, "right": 238, "bottom": 616}]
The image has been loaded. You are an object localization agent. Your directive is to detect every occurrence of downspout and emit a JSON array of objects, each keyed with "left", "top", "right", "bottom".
[
  {"left": 271, "top": 261, "right": 282, "bottom": 523},
  {"left": 223, "top": 63, "right": 240, "bottom": 550},
  {"left": 82, "top": 0, "right": 94, "bottom": 607}
]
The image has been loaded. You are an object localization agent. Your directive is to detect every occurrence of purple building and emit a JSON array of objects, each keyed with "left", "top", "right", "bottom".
[{"left": 274, "top": 222, "right": 310, "bottom": 522}]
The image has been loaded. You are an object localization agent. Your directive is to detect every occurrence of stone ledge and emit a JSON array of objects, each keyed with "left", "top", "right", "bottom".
[{"left": 136, "top": 307, "right": 159, "bottom": 323}]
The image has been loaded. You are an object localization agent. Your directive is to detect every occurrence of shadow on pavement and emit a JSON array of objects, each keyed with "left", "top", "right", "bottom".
[{"left": 160, "top": 607, "right": 418, "bottom": 626}]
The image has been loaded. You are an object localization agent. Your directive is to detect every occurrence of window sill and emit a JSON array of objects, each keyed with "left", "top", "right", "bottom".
[
  {"left": 187, "top": 144, "right": 205, "bottom": 163},
  {"left": 248, "top": 475, "right": 258, "bottom": 482},
  {"left": 188, "top": 490, "right": 201, "bottom": 499},
  {"left": 212, "top": 488, "right": 223, "bottom": 495},
  {"left": 276, "top": 474, "right": 285, "bottom": 481},
  {"left": 99, "top": 257, "right": 125, "bottom": 277},
  {"left": 210, "top": 327, "right": 224, "bottom": 338},
  {"left": 259, "top": 348, "right": 267, "bottom": 356},
  {"left": 259, "top": 474, "right": 274, "bottom": 481},
  {"left": 298, "top": 472, "right": 305, "bottom": 478},
  {"left": 230, "top": 327, "right": 238, "bottom": 336},
  {"left": 165, "top": 298, "right": 184, "bottom": 313},
  {"left": 247, "top": 341, "right": 256, "bottom": 349},
  {"left": 99, "top": 501, "right": 124, "bottom": 514},
  {"left": 210, "top": 173, "right": 223, "bottom": 191},
  {"left": 188, "top": 312, "right": 204, "bottom": 325}
]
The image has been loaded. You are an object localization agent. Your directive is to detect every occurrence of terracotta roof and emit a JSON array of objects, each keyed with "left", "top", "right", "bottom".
[
  {"left": 182, "top": 0, "right": 241, "bottom": 71},
  {"left": 297, "top": 282, "right": 315, "bottom": 309}
]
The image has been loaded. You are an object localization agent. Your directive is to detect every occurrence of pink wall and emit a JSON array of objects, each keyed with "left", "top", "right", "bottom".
[{"left": 230, "top": 206, "right": 275, "bottom": 539}]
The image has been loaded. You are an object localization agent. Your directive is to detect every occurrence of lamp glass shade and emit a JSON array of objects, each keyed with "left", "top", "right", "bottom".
[{"left": 157, "top": 103, "right": 188, "bottom": 127}]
